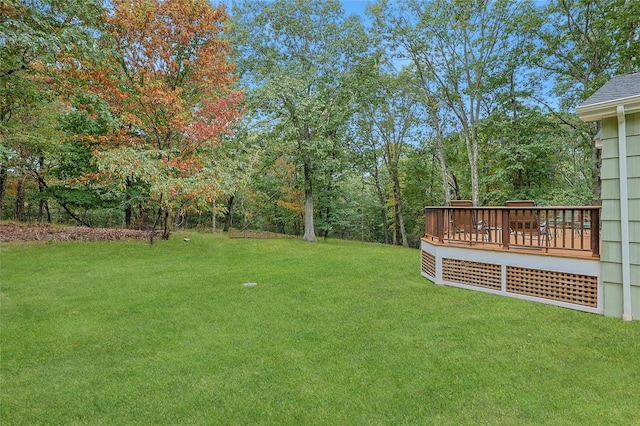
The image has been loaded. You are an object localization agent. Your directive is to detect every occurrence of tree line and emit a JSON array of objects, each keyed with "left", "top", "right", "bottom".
[{"left": 1, "top": 0, "right": 638, "bottom": 246}]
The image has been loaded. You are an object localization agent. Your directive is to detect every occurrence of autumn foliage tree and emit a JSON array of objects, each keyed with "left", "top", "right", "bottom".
[{"left": 77, "top": 0, "right": 243, "bottom": 238}]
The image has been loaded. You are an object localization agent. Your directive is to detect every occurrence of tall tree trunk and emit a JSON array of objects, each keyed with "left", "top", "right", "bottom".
[
  {"left": 223, "top": 195, "right": 234, "bottom": 232},
  {"left": 15, "top": 174, "right": 26, "bottom": 222},
  {"left": 162, "top": 208, "right": 171, "bottom": 240},
  {"left": 125, "top": 206, "right": 132, "bottom": 228},
  {"left": 433, "top": 117, "right": 450, "bottom": 205},
  {"left": 463, "top": 130, "right": 480, "bottom": 206},
  {"left": 37, "top": 191, "right": 45, "bottom": 222},
  {"left": 393, "top": 176, "right": 408, "bottom": 247},
  {"left": 302, "top": 156, "right": 317, "bottom": 242},
  {"left": 124, "top": 177, "right": 133, "bottom": 228},
  {"left": 323, "top": 205, "right": 330, "bottom": 240},
  {"left": 0, "top": 164, "right": 6, "bottom": 220},
  {"left": 372, "top": 167, "right": 389, "bottom": 245},
  {"left": 36, "top": 157, "right": 48, "bottom": 222}
]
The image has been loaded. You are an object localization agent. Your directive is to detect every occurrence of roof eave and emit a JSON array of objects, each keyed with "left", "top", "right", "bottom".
[{"left": 577, "top": 95, "right": 640, "bottom": 122}]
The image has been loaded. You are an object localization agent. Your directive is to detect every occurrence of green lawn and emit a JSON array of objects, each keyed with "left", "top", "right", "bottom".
[{"left": 1, "top": 233, "right": 639, "bottom": 425}]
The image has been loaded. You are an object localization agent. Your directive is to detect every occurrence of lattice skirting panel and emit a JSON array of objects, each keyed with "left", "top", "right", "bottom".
[
  {"left": 442, "top": 258, "right": 502, "bottom": 290},
  {"left": 421, "top": 251, "right": 436, "bottom": 278},
  {"left": 506, "top": 266, "right": 598, "bottom": 307}
]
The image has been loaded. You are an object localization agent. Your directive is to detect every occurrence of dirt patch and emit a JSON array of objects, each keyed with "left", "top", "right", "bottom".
[
  {"left": 227, "top": 228, "right": 295, "bottom": 239},
  {"left": 0, "top": 223, "right": 155, "bottom": 242}
]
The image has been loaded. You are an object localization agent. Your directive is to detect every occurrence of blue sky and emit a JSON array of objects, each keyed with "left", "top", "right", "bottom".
[{"left": 340, "top": 0, "right": 371, "bottom": 17}]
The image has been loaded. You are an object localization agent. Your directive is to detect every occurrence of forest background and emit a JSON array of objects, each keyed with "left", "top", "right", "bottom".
[{"left": 1, "top": 0, "right": 638, "bottom": 246}]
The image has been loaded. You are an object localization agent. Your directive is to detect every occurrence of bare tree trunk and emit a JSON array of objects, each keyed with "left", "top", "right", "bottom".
[
  {"left": 434, "top": 120, "right": 451, "bottom": 205},
  {"left": 302, "top": 190, "right": 316, "bottom": 242},
  {"left": 462, "top": 130, "right": 480, "bottom": 206},
  {"left": 223, "top": 195, "right": 234, "bottom": 232},
  {"left": 392, "top": 177, "right": 408, "bottom": 247},
  {"left": 35, "top": 157, "right": 50, "bottom": 223},
  {"left": 125, "top": 206, "right": 132, "bottom": 228},
  {"left": 162, "top": 208, "right": 171, "bottom": 240},
  {"left": 15, "top": 174, "right": 26, "bottom": 222},
  {"left": 212, "top": 201, "right": 216, "bottom": 234},
  {"left": 372, "top": 168, "right": 389, "bottom": 244},
  {"left": 123, "top": 177, "right": 133, "bottom": 227},
  {"left": 0, "top": 164, "right": 6, "bottom": 220},
  {"left": 302, "top": 156, "right": 317, "bottom": 242}
]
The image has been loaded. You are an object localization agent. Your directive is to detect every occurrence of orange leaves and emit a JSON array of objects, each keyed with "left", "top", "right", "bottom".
[
  {"left": 164, "top": 155, "right": 202, "bottom": 177},
  {"left": 77, "top": 0, "right": 244, "bottom": 215},
  {"left": 91, "top": 0, "right": 243, "bottom": 153},
  {"left": 277, "top": 195, "right": 304, "bottom": 216},
  {"left": 108, "top": 0, "right": 233, "bottom": 87}
]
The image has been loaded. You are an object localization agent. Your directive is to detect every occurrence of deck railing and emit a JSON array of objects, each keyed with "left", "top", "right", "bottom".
[{"left": 424, "top": 205, "right": 600, "bottom": 257}]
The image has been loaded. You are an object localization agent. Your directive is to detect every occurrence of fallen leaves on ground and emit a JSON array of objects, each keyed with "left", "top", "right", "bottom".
[{"left": 0, "top": 223, "right": 155, "bottom": 242}]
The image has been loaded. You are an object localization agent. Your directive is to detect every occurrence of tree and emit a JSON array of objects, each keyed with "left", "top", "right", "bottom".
[
  {"left": 0, "top": 0, "right": 103, "bottom": 221},
  {"left": 231, "top": 0, "right": 370, "bottom": 242},
  {"left": 534, "top": 0, "right": 640, "bottom": 204},
  {"left": 348, "top": 117, "right": 392, "bottom": 244},
  {"left": 355, "top": 70, "right": 422, "bottom": 247},
  {"left": 371, "top": 0, "right": 532, "bottom": 206},
  {"left": 76, "top": 0, "right": 243, "bottom": 238}
]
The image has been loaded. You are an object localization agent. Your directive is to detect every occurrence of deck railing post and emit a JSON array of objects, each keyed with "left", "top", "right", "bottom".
[
  {"left": 436, "top": 208, "right": 445, "bottom": 242},
  {"left": 591, "top": 207, "right": 600, "bottom": 257},
  {"left": 424, "top": 208, "right": 428, "bottom": 238},
  {"left": 502, "top": 208, "right": 510, "bottom": 249}
]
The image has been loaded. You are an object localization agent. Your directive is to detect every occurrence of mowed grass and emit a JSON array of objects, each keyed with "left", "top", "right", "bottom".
[{"left": 1, "top": 233, "right": 639, "bottom": 425}]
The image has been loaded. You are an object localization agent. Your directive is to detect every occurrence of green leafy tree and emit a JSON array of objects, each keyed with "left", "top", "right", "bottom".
[
  {"left": 231, "top": 0, "right": 370, "bottom": 242},
  {"left": 534, "top": 0, "right": 640, "bottom": 204},
  {"left": 0, "top": 0, "right": 103, "bottom": 221},
  {"left": 371, "top": 0, "right": 536, "bottom": 206},
  {"left": 354, "top": 70, "right": 423, "bottom": 247}
]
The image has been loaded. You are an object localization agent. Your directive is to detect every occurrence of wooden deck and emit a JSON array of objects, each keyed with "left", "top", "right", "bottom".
[
  {"left": 424, "top": 205, "right": 600, "bottom": 259},
  {"left": 421, "top": 205, "right": 602, "bottom": 314},
  {"left": 423, "top": 228, "right": 599, "bottom": 259}
]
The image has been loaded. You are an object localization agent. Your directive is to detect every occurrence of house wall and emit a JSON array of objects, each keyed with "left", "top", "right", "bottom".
[{"left": 600, "top": 112, "right": 640, "bottom": 319}]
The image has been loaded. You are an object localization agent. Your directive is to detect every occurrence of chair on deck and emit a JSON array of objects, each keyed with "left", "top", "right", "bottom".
[
  {"left": 506, "top": 200, "right": 549, "bottom": 245},
  {"left": 450, "top": 200, "right": 485, "bottom": 241}
]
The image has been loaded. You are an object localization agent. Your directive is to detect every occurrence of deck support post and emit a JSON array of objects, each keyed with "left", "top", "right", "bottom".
[{"left": 501, "top": 209, "right": 510, "bottom": 249}]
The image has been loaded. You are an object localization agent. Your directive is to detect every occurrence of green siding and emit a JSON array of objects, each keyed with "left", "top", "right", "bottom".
[
  {"left": 626, "top": 157, "right": 640, "bottom": 179},
  {"left": 630, "top": 242, "right": 640, "bottom": 265},
  {"left": 626, "top": 134, "right": 640, "bottom": 156},
  {"left": 601, "top": 199, "right": 621, "bottom": 220},
  {"left": 587, "top": 108, "right": 640, "bottom": 317},
  {"left": 603, "top": 282, "right": 623, "bottom": 317},
  {"left": 602, "top": 261, "right": 622, "bottom": 282},
  {"left": 604, "top": 263, "right": 640, "bottom": 285},
  {"left": 630, "top": 221, "right": 640, "bottom": 241},
  {"left": 601, "top": 181, "right": 620, "bottom": 201},
  {"left": 628, "top": 177, "right": 640, "bottom": 198},
  {"left": 601, "top": 158, "right": 620, "bottom": 179},
  {"left": 629, "top": 200, "right": 640, "bottom": 220},
  {"left": 634, "top": 265, "right": 640, "bottom": 287},
  {"left": 602, "top": 221, "right": 621, "bottom": 242},
  {"left": 601, "top": 137, "right": 618, "bottom": 159},
  {"left": 602, "top": 117, "right": 618, "bottom": 139},
  {"left": 627, "top": 112, "right": 640, "bottom": 136},
  {"left": 601, "top": 240, "right": 622, "bottom": 263}
]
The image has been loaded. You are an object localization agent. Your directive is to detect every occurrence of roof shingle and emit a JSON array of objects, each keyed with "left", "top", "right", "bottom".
[{"left": 578, "top": 71, "right": 640, "bottom": 107}]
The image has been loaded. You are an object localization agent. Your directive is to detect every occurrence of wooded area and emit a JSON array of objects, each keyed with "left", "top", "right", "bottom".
[{"left": 1, "top": 0, "right": 638, "bottom": 246}]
